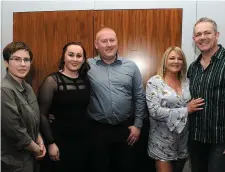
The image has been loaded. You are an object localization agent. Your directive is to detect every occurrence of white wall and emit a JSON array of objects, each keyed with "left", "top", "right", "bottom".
[
  {"left": 196, "top": 1, "right": 225, "bottom": 46},
  {"left": 1, "top": 0, "right": 225, "bottom": 78}
]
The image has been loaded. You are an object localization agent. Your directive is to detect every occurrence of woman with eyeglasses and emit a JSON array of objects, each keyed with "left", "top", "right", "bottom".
[{"left": 1, "top": 41, "right": 46, "bottom": 172}]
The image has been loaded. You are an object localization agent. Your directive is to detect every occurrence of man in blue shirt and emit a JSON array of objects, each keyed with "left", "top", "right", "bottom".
[{"left": 87, "top": 27, "right": 146, "bottom": 172}]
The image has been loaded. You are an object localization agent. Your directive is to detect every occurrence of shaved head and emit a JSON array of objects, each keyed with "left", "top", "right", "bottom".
[
  {"left": 95, "top": 27, "right": 117, "bottom": 41},
  {"left": 94, "top": 27, "right": 118, "bottom": 64}
]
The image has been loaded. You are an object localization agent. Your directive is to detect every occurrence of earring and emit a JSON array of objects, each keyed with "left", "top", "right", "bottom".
[{"left": 163, "top": 66, "right": 166, "bottom": 74}]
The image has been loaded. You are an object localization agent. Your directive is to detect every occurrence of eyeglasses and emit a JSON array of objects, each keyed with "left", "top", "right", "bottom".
[{"left": 9, "top": 56, "right": 32, "bottom": 64}]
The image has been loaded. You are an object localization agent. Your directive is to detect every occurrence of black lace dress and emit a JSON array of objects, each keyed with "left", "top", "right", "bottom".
[{"left": 38, "top": 72, "right": 90, "bottom": 172}]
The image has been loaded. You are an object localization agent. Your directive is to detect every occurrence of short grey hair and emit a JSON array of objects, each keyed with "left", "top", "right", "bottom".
[{"left": 193, "top": 17, "right": 218, "bottom": 34}]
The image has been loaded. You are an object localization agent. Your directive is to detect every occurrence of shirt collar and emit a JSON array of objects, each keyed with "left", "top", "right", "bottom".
[
  {"left": 95, "top": 54, "right": 122, "bottom": 65},
  {"left": 5, "top": 72, "right": 27, "bottom": 93},
  {"left": 194, "top": 44, "right": 224, "bottom": 65}
]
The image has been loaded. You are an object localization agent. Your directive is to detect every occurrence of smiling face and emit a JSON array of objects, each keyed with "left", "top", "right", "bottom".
[
  {"left": 193, "top": 21, "right": 219, "bottom": 53},
  {"left": 5, "top": 50, "right": 31, "bottom": 82},
  {"left": 63, "top": 45, "right": 84, "bottom": 72},
  {"left": 94, "top": 28, "right": 118, "bottom": 62},
  {"left": 165, "top": 50, "right": 184, "bottom": 74}
]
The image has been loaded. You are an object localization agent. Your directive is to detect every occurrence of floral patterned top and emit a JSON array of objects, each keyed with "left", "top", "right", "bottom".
[{"left": 146, "top": 75, "right": 191, "bottom": 161}]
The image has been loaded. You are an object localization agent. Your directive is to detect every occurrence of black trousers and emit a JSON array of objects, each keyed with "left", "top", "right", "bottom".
[
  {"left": 39, "top": 130, "right": 91, "bottom": 172},
  {"left": 89, "top": 119, "right": 136, "bottom": 172},
  {"left": 134, "top": 118, "right": 156, "bottom": 172},
  {"left": 39, "top": 141, "right": 90, "bottom": 172},
  {"left": 189, "top": 139, "right": 225, "bottom": 172}
]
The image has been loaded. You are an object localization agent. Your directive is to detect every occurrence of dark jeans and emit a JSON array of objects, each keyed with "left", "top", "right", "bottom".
[
  {"left": 189, "top": 139, "right": 225, "bottom": 172},
  {"left": 89, "top": 119, "right": 136, "bottom": 172}
]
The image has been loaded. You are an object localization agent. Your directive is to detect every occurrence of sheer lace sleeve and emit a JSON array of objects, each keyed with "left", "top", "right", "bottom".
[{"left": 38, "top": 74, "right": 57, "bottom": 144}]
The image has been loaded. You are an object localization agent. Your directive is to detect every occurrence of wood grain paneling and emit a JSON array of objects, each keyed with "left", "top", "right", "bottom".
[
  {"left": 13, "top": 9, "right": 182, "bottom": 92},
  {"left": 13, "top": 10, "right": 94, "bottom": 93},
  {"left": 94, "top": 9, "right": 182, "bottom": 86}
]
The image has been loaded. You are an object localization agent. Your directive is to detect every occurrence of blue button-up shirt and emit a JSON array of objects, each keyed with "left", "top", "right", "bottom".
[{"left": 87, "top": 56, "right": 146, "bottom": 128}]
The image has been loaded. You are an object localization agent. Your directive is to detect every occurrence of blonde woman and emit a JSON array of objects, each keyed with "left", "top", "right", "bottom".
[{"left": 146, "top": 46, "right": 204, "bottom": 172}]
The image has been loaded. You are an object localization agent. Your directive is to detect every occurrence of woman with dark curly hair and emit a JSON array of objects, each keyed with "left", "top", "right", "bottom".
[{"left": 38, "top": 42, "right": 90, "bottom": 172}]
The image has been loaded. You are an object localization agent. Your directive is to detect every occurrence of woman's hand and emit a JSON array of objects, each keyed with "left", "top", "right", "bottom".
[
  {"left": 35, "top": 133, "right": 46, "bottom": 160},
  {"left": 35, "top": 143, "right": 46, "bottom": 160},
  {"left": 48, "top": 143, "right": 60, "bottom": 161},
  {"left": 187, "top": 98, "right": 205, "bottom": 113}
]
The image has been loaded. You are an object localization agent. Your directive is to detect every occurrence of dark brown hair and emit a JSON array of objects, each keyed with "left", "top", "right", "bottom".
[
  {"left": 58, "top": 42, "right": 90, "bottom": 76},
  {"left": 3, "top": 41, "right": 33, "bottom": 62}
]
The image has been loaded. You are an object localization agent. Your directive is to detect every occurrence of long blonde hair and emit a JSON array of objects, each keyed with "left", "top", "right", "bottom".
[{"left": 158, "top": 46, "right": 187, "bottom": 81}]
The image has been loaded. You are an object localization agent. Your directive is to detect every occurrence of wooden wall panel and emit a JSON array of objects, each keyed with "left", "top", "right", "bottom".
[
  {"left": 13, "top": 9, "right": 182, "bottom": 93},
  {"left": 13, "top": 10, "right": 94, "bottom": 93},
  {"left": 94, "top": 9, "right": 182, "bottom": 86}
]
